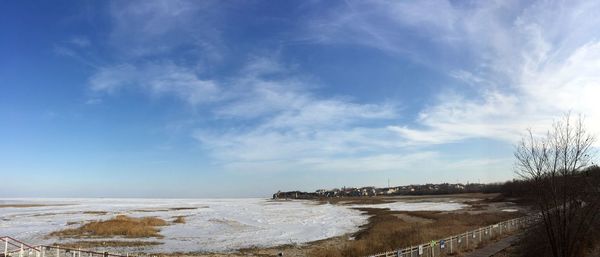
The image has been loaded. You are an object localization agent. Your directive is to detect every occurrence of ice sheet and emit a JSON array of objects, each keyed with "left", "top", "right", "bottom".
[{"left": 0, "top": 198, "right": 465, "bottom": 253}]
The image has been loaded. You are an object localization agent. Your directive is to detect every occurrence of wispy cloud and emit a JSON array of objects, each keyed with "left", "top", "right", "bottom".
[
  {"left": 82, "top": 0, "right": 600, "bottom": 176},
  {"left": 193, "top": 58, "right": 405, "bottom": 169},
  {"left": 68, "top": 36, "right": 91, "bottom": 48},
  {"left": 307, "top": 0, "right": 600, "bottom": 146},
  {"left": 108, "top": 0, "right": 225, "bottom": 61},
  {"left": 89, "top": 62, "right": 221, "bottom": 105}
]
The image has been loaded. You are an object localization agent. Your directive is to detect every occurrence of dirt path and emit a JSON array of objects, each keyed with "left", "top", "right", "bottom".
[{"left": 463, "top": 234, "right": 520, "bottom": 257}]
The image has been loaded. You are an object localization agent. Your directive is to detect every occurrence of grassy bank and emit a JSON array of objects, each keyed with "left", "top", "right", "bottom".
[
  {"left": 309, "top": 208, "right": 522, "bottom": 257},
  {"left": 50, "top": 215, "right": 168, "bottom": 238}
]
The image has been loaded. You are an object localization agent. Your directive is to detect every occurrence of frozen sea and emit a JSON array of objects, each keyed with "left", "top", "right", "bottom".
[{"left": 0, "top": 198, "right": 466, "bottom": 253}]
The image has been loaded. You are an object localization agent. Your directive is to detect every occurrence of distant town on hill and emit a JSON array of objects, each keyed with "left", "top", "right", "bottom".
[{"left": 273, "top": 182, "right": 505, "bottom": 199}]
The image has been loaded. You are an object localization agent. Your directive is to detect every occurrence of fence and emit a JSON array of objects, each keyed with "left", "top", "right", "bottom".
[
  {"left": 1, "top": 237, "right": 132, "bottom": 257},
  {"left": 365, "top": 215, "right": 536, "bottom": 257}
]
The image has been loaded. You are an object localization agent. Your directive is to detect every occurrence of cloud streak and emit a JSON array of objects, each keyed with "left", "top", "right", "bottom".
[
  {"left": 83, "top": 0, "right": 600, "bottom": 177},
  {"left": 307, "top": 0, "right": 600, "bottom": 146},
  {"left": 90, "top": 62, "right": 221, "bottom": 105}
]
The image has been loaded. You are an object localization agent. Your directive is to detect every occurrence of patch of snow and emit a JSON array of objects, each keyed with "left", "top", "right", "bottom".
[{"left": 0, "top": 198, "right": 464, "bottom": 253}]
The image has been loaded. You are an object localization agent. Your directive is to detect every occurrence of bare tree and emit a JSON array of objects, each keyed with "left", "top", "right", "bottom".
[{"left": 515, "top": 113, "right": 599, "bottom": 257}]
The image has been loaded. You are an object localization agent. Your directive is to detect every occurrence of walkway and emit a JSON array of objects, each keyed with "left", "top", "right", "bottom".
[{"left": 462, "top": 234, "right": 519, "bottom": 257}]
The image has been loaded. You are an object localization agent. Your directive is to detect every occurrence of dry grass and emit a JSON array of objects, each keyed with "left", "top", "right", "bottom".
[
  {"left": 169, "top": 207, "right": 199, "bottom": 211},
  {"left": 54, "top": 240, "right": 162, "bottom": 248},
  {"left": 50, "top": 215, "right": 167, "bottom": 238},
  {"left": 309, "top": 208, "right": 522, "bottom": 257},
  {"left": 133, "top": 207, "right": 202, "bottom": 212},
  {"left": 83, "top": 211, "right": 108, "bottom": 215},
  {"left": 173, "top": 216, "right": 186, "bottom": 224}
]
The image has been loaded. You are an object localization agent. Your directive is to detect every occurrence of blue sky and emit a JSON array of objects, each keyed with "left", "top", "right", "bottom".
[{"left": 2, "top": 0, "right": 600, "bottom": 198}]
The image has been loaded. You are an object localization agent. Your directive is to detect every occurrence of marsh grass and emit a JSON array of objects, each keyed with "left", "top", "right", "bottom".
[
  {"left": 173, "top": 216, "right": 186, "bottom": 224},
  {"left": 54, "top": 240, "right": 162, "bottom": 248},
  {"left": 310, "top": 209, "right": 521, "bottom": 257},
  {"left": 51, "top": 215, "right": 167, "bottom": 238},
  {"left": 82, "top": 211, "right": 108, "bottom": 215}
]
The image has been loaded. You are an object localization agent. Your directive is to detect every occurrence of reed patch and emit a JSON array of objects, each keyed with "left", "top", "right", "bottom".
[
  {"left": 173, "top": 216, "right": 186, "bottom": 224},
  {"left": 50, "top": 215, "right": 168, "bottom": 238}
]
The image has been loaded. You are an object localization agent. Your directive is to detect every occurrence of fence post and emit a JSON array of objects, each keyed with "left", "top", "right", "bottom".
[
  {"left": 56, "top": 247, "right": 59, "bottom": 257},
  {"left": 4, "top": 237, "right": 7, "bottom": 257},
  {"left": 20, "top": 244, "right": 23, "bottom": 257},
  {"left": 465, "top": 232, "right": 468, "bottom": 249}
]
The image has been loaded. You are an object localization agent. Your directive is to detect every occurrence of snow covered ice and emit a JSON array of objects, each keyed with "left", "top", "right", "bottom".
[{"left": 0, "top": 198, "right": 465, "bottom": 253}]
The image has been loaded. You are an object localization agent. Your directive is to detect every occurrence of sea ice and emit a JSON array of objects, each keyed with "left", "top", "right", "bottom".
[{"left": 0, "top": 197, "right": 465, "bottom": 253}]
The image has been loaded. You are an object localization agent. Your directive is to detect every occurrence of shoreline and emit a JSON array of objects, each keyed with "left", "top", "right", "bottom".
[
  {"left": 133, "top": 193, "right": 529, "bottom": 256},
  {"left": 3, "top": 193, "right": 529, "bottom": 257}
]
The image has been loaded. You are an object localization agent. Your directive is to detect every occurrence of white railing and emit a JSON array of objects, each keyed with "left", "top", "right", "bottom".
[
  {"left": 1, "top": 237, "right": 134, "bottom": 257},
  {"left": 365, "top": 215, "right": 536, "bottom": 257}
]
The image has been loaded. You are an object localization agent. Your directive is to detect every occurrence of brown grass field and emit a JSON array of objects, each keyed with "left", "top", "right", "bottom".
[
  {"left": 54, "top": 240, "right": 163, "bottom": 248},
  {"left": 307, "top": 208, "right": 521, "bottom": 257},
  {"left": 82, "top": 211, "right": 109, "bottom": 215},
  {"left": 173, "top": 216, "right": 186, "bottom": 224},
  {"left": 50, "top": 215, "right": 168, "bottom": 238}
]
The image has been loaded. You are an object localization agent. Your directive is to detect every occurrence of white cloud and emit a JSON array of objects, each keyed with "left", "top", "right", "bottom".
[
  {"left": 69, "top": 37, "right": 90, "bottom": 47},
  {"left": 87, "top": 55, "right": 410, "bottom": 173},
  {"left": 193, "top": 58, "right": 403, "bottom": 168},
  {"left": 84, "top": 0, "right": 600, "bottom": 176},
  {"left": 89, "top": 62, "right": 220, "bottom": 105},
  {"left": 308, "top": 0, "right": 600, "bottom": 146},
  {"left": 108, "top": 0, "right": 224, "bottom": 60}
]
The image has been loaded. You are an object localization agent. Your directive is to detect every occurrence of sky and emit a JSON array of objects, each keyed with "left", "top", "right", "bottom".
[{"left": 1, "top": 0, "right": 600, "bottom": 198}]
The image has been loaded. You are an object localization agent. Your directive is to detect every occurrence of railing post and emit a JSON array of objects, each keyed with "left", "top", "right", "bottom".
[
  {"left": 20, "top": 244, "right": 23, "bottom": 257},
  {"left": 56, "top": 247, "right": 59, "bottom": 257},
  {"left": 4, "top": 237, "right": 8, "bottom": 257}
]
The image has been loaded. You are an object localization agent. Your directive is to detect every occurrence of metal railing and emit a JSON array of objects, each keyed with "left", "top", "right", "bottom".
[
  {"left": 1, "top": 237, "right": 133, "bottom": 257},
  {"left": 365, "top": 215, "right": 536, "bottom": 257}
]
